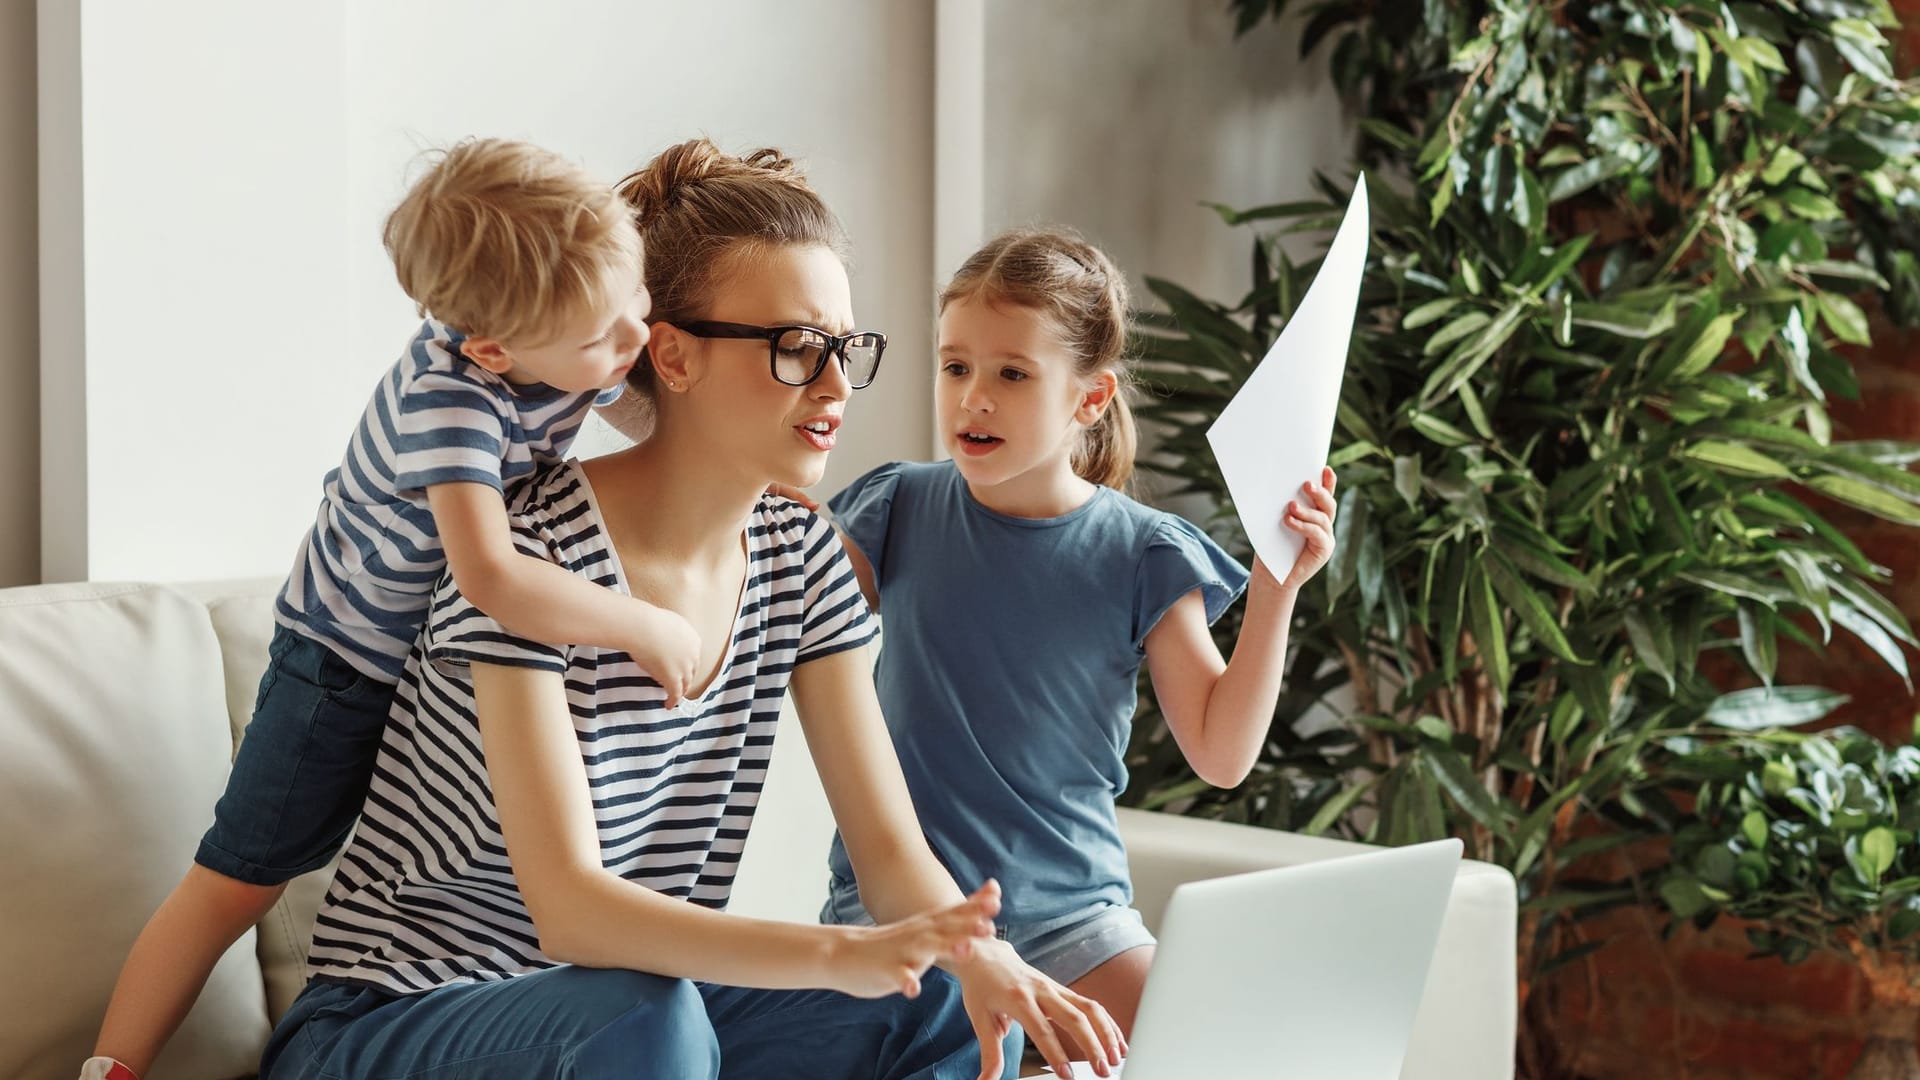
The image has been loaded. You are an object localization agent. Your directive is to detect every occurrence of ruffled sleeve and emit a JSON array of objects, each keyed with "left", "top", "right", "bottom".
[
  {"left": 825, "top": 462, "right": 906, "bottom": 584},
  {"left": 1131, "top": 514, "right": 1251, "bottom": 650}
]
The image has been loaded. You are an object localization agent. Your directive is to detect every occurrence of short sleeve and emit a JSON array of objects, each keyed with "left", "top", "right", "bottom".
[
  {"left": 593, "top": 383, "right": 624, "bottom": 408},
  {"left": 797, "top": 511, "right": 880, "bottom": 663},
  {"left": 389, "top": 361, "right": 514, "bottom": 493},
  {"left": 423, "top": 523, "right": 568, "bottom": 674},
  {"left": 1131, "top": 515, "right": 1251, "bottom": 650},
  {"left": 825, "top": 462, "right": 904, "bottom": 584}
]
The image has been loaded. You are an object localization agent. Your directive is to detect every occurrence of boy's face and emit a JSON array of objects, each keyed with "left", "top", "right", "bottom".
[{"left": 488, "top": 262, "right": 652, "bottom": 395}]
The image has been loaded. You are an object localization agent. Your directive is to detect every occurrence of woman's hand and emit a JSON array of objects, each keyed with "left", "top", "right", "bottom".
[
  {"left": 826, "top": 881, "right": 1000, "bottom": 999},
  {"left": 1255, "top": 466, "right": 1338, "bottom": 594},
  {"left": 950, "top": 936, "right": 1127, "bottom": 1080}
]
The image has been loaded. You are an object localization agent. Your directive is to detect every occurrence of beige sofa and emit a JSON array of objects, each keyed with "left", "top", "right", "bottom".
[{"left": 0, "top": 579, "right": 1518, "bottom": 1079}]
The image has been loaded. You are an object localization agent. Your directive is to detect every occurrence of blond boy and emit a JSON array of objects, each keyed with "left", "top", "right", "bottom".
[{"left": 85, "top": 140, "right": 699, "bottom": 1080}]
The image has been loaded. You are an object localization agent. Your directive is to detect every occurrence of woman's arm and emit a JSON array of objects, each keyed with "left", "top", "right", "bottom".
[
  {"left": 471, "top": 661, "right": 988, "bottom": 997},
  {"left": 1144, "top": 469, "right": 1338, "bottom": 788},
  {"left": 789, "top": 648, "right": 1125, "bottom": 1078}
]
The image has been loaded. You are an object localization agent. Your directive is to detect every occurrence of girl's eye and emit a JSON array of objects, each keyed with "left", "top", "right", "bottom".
[
  {"left": 941, "top": 362, "right": 967, "bottom": 377},
  {"left": 1000, "top": 368, "right": 1028, "bottom": 382}
]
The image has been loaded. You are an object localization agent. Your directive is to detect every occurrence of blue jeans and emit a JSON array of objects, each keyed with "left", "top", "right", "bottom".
[
  {"left": 262, "top": 966, "right": 1012, "bottom": 1079},
  {"left": 195, "top": 625, "right": 394, "bottom": 884}
]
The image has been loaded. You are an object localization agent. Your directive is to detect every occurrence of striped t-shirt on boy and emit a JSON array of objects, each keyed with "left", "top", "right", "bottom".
[
  {"left": 276, "top": 319, "right": 622, "bottom": 682},
  {"left": 305, "top": 464, "right": 877, "bottom": 994}
]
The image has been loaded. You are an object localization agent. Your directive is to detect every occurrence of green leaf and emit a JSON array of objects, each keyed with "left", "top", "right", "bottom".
[
  {"left": 1661, "top": 875, "right": 1712, "bottom": 919},
  {"left": 1393, "top": 456, "right": 1423, "bottom": 507},
  {"left": 1864, "top": 827, "right": 1898, "bottom": 881},
  {"left": 1742, "top": 811, "right": 1769, "bottom": 850},
  {"left": 1491, "top": 527, "right": 1593, "bottom": 592},
  {"left": 1739, "top": 604, "right": 1778, "bottom": 688},
  {"left": 1404, "top": 298, "right": 1460, "bottom": 330},
  {"left": 1683, "top": 440, "right": 1796, "bottom": 480},
  {"left": 1409, "top": 411, "right": 1476, "bottom": 448},
  {"left": 1485, "top": 553, "right": 1586, "bottom": 663},
  {"left": 1816, "top": 293, "right": 1873, "bottom": 346},
  {"left": 1302, "top": 778, "right": 1375, "bottom": 837},
  {"left": 1807, "top": 476, "right": 1920, "bottom": 525},
  {"left": 1833, "top": 604, "right": 1913, "bottom": 692},
  {"left": 1624, "top": 609, "right": 1677, "bottom": 692},
  {"left": 1569, "top": 301, "right": 1678, "bottom": 339},
  {"left": 1326, "top": 486, "right": 1368, "bottom": 605},
  {"left": 1670, "top": 313, "right": 1738, "bottom": 380},
  {"left": 1466, "top": 562, "right": 1511, "bottom": 695},
  {"left": 1423, "top": 747, "right": 1510, "bottom": 840},
  {"left": 1423, "top": 312, "right": 1492, "bottom": 356},
  {"left": 1703, "top": 686, "right": 1851, "bottom": 730}
]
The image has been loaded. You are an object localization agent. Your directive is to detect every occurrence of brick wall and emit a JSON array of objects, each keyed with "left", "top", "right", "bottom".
[{"left": 1540, "top": 16, "right": 1920, "bottom": 1075}]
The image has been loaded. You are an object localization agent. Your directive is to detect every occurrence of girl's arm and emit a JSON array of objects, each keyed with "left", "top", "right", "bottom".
[
  {"left": 471, "top": 660, "right": 990, "bottom": 997},
  {"left": 1144, "top": 469, "right": 1338, "bottom": 789},
  {"left": 789, "top": 647, "right": 1125, "bottom": 1079},
  {"left": 429, "top": 482, "right": 702, "bottom": 702}
]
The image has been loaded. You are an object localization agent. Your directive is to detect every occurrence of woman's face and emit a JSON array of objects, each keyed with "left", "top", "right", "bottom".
[{"left": 684, "top": 244, "right": 858, "bottom": 490}]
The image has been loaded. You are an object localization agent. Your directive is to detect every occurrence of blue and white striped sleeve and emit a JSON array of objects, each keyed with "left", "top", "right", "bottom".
[
  {"left": 424, "top": 523, "right": 567, "bottom": 673},
  {"left": 389, "top": 366, "right": 514, "bottom": 493},
  {"left": 796, "top": 510, "right": 879, "bottom": 663}
]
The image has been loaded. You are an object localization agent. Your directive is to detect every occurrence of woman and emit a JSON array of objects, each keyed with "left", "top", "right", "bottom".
[{"left": 260, "top": 140, "right": 1124, "bottom": 1080}]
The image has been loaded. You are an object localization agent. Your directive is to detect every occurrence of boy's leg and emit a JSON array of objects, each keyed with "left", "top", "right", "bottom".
[
  {"left": 699, "top": 969, "right": 1018, "bottom": 1080},
  {"left": 93, "top": 867, "right": 285, "bottom": 1074},
  {"left": 263, "top": 967, "right": 719, "bottom": 1080}
]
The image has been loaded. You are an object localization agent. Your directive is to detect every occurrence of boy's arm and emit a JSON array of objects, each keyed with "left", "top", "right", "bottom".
[
  {"left": 91, "top": 870, "right": 286, "bottom": 1078},
  {"left": 427, "top": 481, "right": 701, "bottom": 702}
]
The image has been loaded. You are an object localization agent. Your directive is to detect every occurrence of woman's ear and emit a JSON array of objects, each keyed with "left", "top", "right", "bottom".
[
  {"left": 647, "top": 322, "right": 696, "bottom": 392},
  {"left": 1075, "top": 369, "right": 1119, "bottom": 426},
  {"left": 460, "top": 336, "right": 516, "bottom": 376}
]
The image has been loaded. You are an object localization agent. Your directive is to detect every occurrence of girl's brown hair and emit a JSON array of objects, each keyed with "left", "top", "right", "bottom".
[
  {"left": 939, "top": 227, "right": 1136, "bottom": 489},
  {"left": 615, "top": 138, "right": 848, "bottom": 404}
]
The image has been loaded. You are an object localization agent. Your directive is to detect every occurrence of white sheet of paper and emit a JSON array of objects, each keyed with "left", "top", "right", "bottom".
[{"left": 1205, "top": 175, "right": 1369, "bottom": 581}]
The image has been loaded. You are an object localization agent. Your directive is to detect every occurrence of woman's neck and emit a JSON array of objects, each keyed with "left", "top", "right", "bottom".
[{"left": 584, "top": 437, "right": 764, "bottom": 565}]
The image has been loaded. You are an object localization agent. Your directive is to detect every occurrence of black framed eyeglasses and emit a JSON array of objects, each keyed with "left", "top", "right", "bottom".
[{"left": 678, "top": 321, "right": 887, "bottom": 389}]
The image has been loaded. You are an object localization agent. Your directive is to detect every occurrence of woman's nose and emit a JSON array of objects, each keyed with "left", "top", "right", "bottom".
[{"left": 811, "top": 351, "right": 852, "bottom": 401}]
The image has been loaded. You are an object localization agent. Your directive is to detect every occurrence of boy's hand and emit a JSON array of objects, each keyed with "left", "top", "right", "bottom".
[
  {"left": 1255, "top": 466, "right": 1338, "bottom": 594},
  {"left": 824, "top": 881, "right": 1000, "bottom": 999},
  {"left": 628, "top": 603, "right": 703, "bottom": 706}
]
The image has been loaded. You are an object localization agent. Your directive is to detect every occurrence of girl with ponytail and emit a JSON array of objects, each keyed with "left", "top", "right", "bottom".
[{"left": 821, "top": 227, "right": 1340, "bottom": 1039}]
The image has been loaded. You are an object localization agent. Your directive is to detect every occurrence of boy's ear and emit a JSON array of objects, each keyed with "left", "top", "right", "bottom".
[
  {"left": 460, "top": 336, "right": 516, "bottom": 376},
  {"left": 1076, "top": 370, "right": 1119, "bottom": 426}
]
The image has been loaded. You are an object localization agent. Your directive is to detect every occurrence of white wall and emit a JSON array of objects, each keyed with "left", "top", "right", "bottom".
[
  {"left": 0, "top": 0, "right": 35, "bottom": 588},
  {"left": 982, "top": 0, "right": 1349, "bottom": 310},
  {"left": 21, "top": 0, "right": 1346, "bottom": 585},
  {"left": 37, "top": 0, "right": 934, "bottom": 583}
]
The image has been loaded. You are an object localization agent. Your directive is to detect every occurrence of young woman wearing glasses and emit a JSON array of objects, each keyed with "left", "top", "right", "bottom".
[{"left": 256, "top": 138, "right": 1123, "bottom": 1080}]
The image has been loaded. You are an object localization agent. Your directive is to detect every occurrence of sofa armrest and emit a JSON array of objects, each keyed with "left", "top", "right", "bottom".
[{"left": 1117, "top": 807, "right": 1516, "bottom": 1080}]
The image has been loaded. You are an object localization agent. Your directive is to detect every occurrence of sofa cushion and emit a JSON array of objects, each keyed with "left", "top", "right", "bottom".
[{"left": 0, "top": 583, "right": 270, "bottom": 1080}]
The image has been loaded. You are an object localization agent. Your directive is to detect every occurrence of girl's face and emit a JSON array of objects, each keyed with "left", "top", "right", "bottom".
[
  {"left": 680, "top": 244, "right": 857, "bottom": 490},
  {"left": 935, "top": 294, "right": 1105, "bottom": 494}
]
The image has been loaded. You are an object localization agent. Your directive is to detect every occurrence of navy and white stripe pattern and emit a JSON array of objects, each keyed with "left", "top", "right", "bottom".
[
  {"left": 306, "top": 464, "right": 877, "bottom": 994},
  {"left": 275, "top": 319, "right": 622, "bottom": 682}
]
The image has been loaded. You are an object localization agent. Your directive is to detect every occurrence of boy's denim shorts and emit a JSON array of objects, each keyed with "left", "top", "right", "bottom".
[
  {"left": 821, "top": 873, "right": 1156, "bottom": 986},
  {"left": 193, "top": 624, "right": 396, "bottom": 886}
]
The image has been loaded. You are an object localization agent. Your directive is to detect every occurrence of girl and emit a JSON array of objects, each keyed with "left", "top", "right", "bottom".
[
  {"left": 256, "top": 145, "right": 1123, "bottom": 1080},
  {"left": 821, "top": 227, "right": 1338, "bottom": 1037}
]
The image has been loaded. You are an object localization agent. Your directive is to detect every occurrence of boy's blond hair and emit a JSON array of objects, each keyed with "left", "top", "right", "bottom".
[{"left": 384, "top": 138, "right": 641, "bottom": 347}]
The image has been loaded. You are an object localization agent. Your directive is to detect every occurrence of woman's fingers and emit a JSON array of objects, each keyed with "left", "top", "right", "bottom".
[
  {"left": 969, "top": 1006, "right": 1007, "bottom": 1080},
  {"left": 1045, "top": 989, "right": 1114, "bottom": 1072}
]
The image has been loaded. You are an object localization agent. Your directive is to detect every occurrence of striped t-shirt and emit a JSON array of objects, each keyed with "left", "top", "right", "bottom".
[
  {"left": 306, "top": 462, "right": 878, "bottom": 995},
  {"left": 275, "top": 319, "right": 622, "bottom": 682}
]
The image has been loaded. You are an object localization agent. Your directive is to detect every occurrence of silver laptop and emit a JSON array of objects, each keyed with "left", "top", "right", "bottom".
[{"left": 1061, "top": 838, "right": 1462, "bottom": 1079}]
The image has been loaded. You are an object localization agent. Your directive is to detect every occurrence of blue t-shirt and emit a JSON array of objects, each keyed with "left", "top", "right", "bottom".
[{"left": 826, "top": 460, "right": 1249, "bottom": 922}]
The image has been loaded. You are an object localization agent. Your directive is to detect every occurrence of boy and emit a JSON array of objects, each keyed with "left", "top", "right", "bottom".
[{"left": 83, "top": 139, "right": 698, "bottom": 1080}]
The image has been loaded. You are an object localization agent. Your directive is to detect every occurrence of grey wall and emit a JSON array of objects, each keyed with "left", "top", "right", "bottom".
[{"left": 1, "top": 0, "right": 36, "bottom": 587}]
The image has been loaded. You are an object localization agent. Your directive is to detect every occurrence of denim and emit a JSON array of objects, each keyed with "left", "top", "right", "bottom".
[
  {"left": 261, "top": 966, "right": 1013, "bottom": 1080},
  {"left": 195, "top": 625, "right": 394, "bottom": 884},
  {"left": 824, "top": 874, "right": 1156, "bottom": 986}
]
